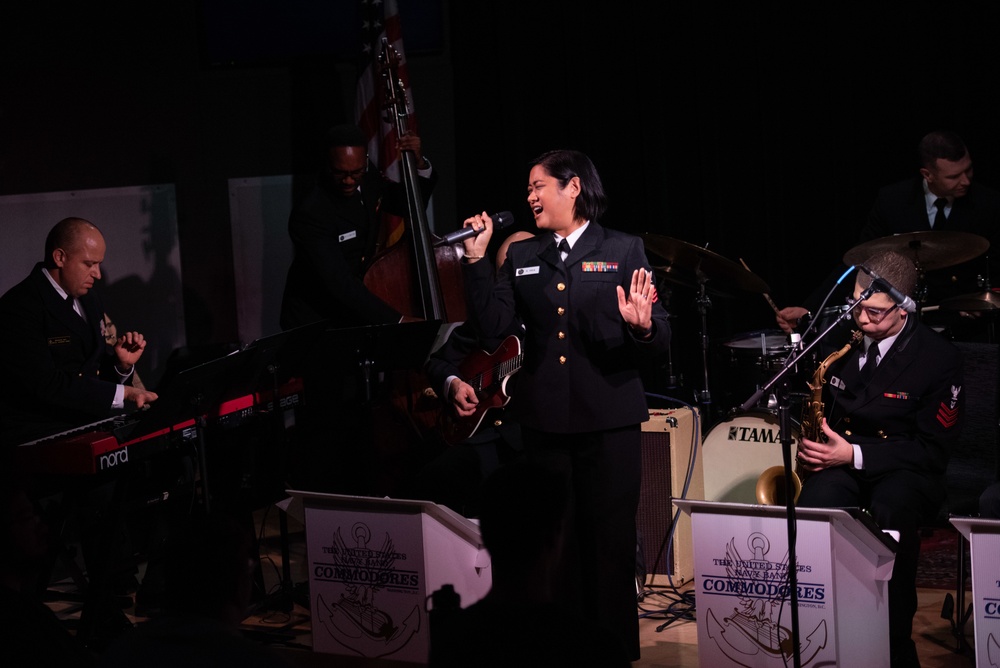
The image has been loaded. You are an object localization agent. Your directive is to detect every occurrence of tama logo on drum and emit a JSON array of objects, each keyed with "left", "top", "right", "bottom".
[{"left": 727, "top": 423, "right": 797, "bottom": 445}]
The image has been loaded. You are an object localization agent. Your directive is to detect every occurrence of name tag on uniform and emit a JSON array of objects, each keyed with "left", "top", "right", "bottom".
[
  {"left": 48, "top": 336, "right": 71, "bottom": 346},
  {"left": 582, "top": 261, "right": 618, "bottom": 272},
  {"left": 339, "top": 230, "right": 358, "bottom": 243},
  {"left": 829, "top": 375, "right": 845, "bottom": 390},
  {"left": 516, "top": 266, "right": 540, "bottom": 276}
]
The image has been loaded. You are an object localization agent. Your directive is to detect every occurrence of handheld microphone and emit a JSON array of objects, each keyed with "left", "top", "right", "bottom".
[
  {"left": 434, "top": 211, "right": 514, "bottom": 247},
  {"left": 858, "top": 265, "right": 918, "bottom": 313}
]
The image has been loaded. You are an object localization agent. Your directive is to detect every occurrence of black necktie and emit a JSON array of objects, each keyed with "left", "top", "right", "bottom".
[
  {"left": 558, "top": 238, "right": 570, "bottom": 261},
  {"left": 933, "top": 198, "right": 948, "bottom": 228},
  {"left": 860, "top": 340, "right": 879, "bottom": 383}
]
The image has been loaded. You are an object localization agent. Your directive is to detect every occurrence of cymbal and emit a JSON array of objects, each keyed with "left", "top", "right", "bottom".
[
  {"left": 842, "top": 231, "right": 990, "bottom": 271},
  {"left": 937, "top": 289, "right": 1000, "bottom": 312},
  {"left": 642, "top": 233, "right": 770, "bottom": 294}
]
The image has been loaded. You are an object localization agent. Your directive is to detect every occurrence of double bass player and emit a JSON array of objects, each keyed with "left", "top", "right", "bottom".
[
  {"left": 278, "top": 123, "right": 438, "bottom": 495},
  {"left": 280, "top": 123, "right": 436, "bottom": 331}
]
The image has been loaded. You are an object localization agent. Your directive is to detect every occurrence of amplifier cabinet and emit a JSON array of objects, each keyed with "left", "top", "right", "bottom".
[{"left": 637, "top": 407, "right": 702, "bottom": 585}]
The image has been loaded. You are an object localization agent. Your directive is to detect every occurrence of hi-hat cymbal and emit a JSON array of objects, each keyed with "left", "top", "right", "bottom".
[
  {"left": 938, "top": 289, "right": 1000, "bottom": 312},
  {"left": 843, "top": 231, "right": 990, "bottom": 271},
  {"left": 642, "top": 233, "right": 770, "bottom": 294}
]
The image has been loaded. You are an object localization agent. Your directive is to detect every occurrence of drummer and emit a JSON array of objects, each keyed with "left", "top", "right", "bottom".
[{"left": 777, "top": 130, "right": 1000, "bottom": 339}]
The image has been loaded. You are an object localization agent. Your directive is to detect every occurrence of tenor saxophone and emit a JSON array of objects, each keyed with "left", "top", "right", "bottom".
[{"left": 756, "top": 330, "right": 863, "bottom": 505}]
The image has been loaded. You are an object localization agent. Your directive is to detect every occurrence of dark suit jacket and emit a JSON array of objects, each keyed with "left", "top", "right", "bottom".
[
  {"left": 861, "top": 176, "right": 1000, "bottom": 241},
  {"left": 823, "top": 316, "right": 964, "bottom": 479},
  {"left": 463, "top": 222, "right": 670, "bottom": 433},
  {"left": 425, "top": 320, "right": 524, "bottom": 448},
  {"left": 279, "top": 168, "right": 438, "bottom": 331},
  {"left": 801, "top": 177, "right": 1000, "bottom": 317},
  {"left": 859, "top": 177, "right": 1000, "bottom": 301},
  {"left": 0, "top": 264, "right": 127, "bottom": 444}
]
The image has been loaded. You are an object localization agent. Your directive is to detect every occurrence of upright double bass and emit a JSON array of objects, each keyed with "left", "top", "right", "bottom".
[
  {"left": 359, "top": 41, "right": 466, "bottom": 484},
  {"left": 362, "top": 38, "right": 465, "bottom": 324}
]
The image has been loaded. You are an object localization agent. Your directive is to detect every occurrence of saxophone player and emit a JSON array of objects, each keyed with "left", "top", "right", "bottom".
[{"left": 795, "top": 250, "right": 964, "bottom": 668}]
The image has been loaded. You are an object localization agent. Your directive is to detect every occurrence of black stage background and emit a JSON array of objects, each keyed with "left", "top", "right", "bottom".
[{"left": 3, "top": 1, "right": 1000, "bottom": 408}]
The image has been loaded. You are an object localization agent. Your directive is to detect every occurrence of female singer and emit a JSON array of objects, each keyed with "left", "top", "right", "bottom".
[{"left": 459, "top": 149, "right": 670, "bottom": 661}]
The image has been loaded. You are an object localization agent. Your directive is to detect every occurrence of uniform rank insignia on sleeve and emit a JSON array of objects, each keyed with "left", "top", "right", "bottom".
[
  {"left": 937, "top": 385, "right": 961, "bottom": 428},
  {"left": 581, "top": 261, "right": 618, "bottom": 272}
]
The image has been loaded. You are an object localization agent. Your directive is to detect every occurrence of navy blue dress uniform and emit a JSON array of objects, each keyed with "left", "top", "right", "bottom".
[
  {"left": 798, "top": 315, "right": 964, "bottom": 665},
  {"left": 861, "top": 176, "right": 1000, "bottom": 241},
  {"left": 279, "top": 166, "right": 438, "bottom": 331},
  {"left": 464, "top": 222, "right": 670, "bottom": 433},
  {"left": 861, "top": 176, "right": 1000, "bottom": 310},
  {"left": 0, "top": 263, "right": 129, "bottom": 446},
  {"left": 400, "top": 322, "right": 526, "bottom": 517},
  {"left": 462, "top": 222, "right": 670, "bottom": 661}
]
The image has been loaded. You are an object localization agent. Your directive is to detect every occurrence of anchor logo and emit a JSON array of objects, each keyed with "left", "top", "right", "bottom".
[{"left": 705, "top": 533, "right": 828, "bottom": 666}]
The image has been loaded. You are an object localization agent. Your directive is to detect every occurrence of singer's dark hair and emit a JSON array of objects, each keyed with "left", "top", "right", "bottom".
[
  {"left": 531, "top": 149, "right": 608, "bottom": 222},
  {"left": 918, "top": 130, "right": 968, "bottom": 169},
  {"left": 858, "top": 250, "right": 918, "bottom": 299}
]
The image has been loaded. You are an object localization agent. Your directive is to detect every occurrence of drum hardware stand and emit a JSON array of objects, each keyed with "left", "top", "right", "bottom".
[
  {"left": 693, "top": 277, "right": 716, "bottom": 426},
  {"left": 738, "top": 284, "right": 877, "bottom": 668}
]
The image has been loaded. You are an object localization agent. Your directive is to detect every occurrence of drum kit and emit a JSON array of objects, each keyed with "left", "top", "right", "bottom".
[{"left": 643, "top": 229, "right": 995, "bottom": 504}]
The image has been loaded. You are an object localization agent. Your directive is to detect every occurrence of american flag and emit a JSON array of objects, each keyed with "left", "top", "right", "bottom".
[{"left": 355, "top": 0, "right": 417, "bottom": 248}]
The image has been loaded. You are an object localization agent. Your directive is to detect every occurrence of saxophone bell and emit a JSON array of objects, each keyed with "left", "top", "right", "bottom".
[
  {"left": 755, "top": 330, "right": 863, "bottom": 506},
  {"left": 756, "top": 464, "right": 802, "bottom": 505}
]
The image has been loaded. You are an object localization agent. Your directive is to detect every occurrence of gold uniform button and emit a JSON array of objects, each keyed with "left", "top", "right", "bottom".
[
  {"left": 559, "top": 356, "right": 567, "bottom": 364},
  {"left": 557, "top": 307, "right": 565, "bottom": 316},
  {"left": 557, "top": 282, "right": 566, "bottom": 291},
  {"left": 558, "top": 331, "right": 566, "bottom": 339}
]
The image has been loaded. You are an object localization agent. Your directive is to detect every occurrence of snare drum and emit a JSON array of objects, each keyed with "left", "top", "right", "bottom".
[
  {"left": 723, "top": 329, "right": 792, "bottom": 367},
  {"left": 701, "top": 411, "right": 799, "bottom": 504},
  {"left": 719, "top": 330, "right": 794, "bottom": 410}
]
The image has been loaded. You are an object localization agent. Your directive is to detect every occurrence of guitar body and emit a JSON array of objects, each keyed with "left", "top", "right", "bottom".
[{"left": 438, "top": 335, "right": 522, "bottom": 445}]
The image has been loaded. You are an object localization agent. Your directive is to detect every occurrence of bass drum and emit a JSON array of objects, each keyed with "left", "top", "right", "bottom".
[{"left": 701, "top": 411, "right": 800, "bottom": 503}]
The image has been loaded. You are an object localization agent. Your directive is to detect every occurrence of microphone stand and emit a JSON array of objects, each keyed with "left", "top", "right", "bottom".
[{"left": 738, "top": 284, "right": 876, "bottom": 668}]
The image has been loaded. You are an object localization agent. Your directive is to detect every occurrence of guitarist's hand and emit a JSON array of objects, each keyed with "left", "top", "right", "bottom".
[{"left": 448, "top": 378, "right": 479, "bottom": 417}]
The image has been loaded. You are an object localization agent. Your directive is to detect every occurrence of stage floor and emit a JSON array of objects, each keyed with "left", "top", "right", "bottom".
[{"left": 45, "top": 505, "right": 976, "bottom": 667}]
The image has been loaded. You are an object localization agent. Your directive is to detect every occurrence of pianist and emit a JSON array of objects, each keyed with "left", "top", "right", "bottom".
[{"left": 0, "top": 217, "right": 159, "bottom": 447}]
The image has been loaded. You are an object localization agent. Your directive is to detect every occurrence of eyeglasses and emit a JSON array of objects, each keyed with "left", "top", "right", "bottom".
[
  {"left": 849, "top": 299, "right": 899, "bottom": 323},
  {"left": 331, "top": 167, "right": 367, "bottom": 181}
]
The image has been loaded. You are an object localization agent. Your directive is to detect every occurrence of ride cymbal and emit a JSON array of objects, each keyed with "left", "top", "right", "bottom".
[
  {"left": 843, "top": 231, "right": 989, "bottom": 271},
  {"left": 938, "top": 289, "right": 1000, "bottom": 312},
  {"left": 642, "top": 233, "right": 770, "bottom": 294}
]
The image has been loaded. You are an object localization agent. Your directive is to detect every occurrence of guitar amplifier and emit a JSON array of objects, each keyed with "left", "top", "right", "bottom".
[{"left": 637, "top": 407, "right": 702, "bottom": 585}]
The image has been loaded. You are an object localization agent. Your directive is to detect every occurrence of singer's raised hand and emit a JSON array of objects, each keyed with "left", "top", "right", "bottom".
[{"left": 461, "top": 211, "right": 494, "bottom": 262}]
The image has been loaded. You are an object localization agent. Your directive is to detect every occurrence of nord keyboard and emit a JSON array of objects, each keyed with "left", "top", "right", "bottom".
[
  {"left": 15, "top": 377, "right": 305, "bottom": 476},
  {"left": 15, "top": 415, "right": 179, "bottom": 476}
]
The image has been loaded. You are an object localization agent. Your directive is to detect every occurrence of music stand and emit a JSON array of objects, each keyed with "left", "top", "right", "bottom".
[
  {"left": 118, "top": 348, "right": 250, "bottom": 441},
  {"left": 246, "top": 319, "right": 445, "bottom": 612},
  {"left": 314, "top": 320, "right": 445, "bottom": 401}
]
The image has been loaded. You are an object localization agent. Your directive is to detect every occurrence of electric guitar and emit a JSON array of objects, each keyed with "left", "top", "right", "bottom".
[{"left": 438, "top": 335, "right": 523, "bottom": 445}]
